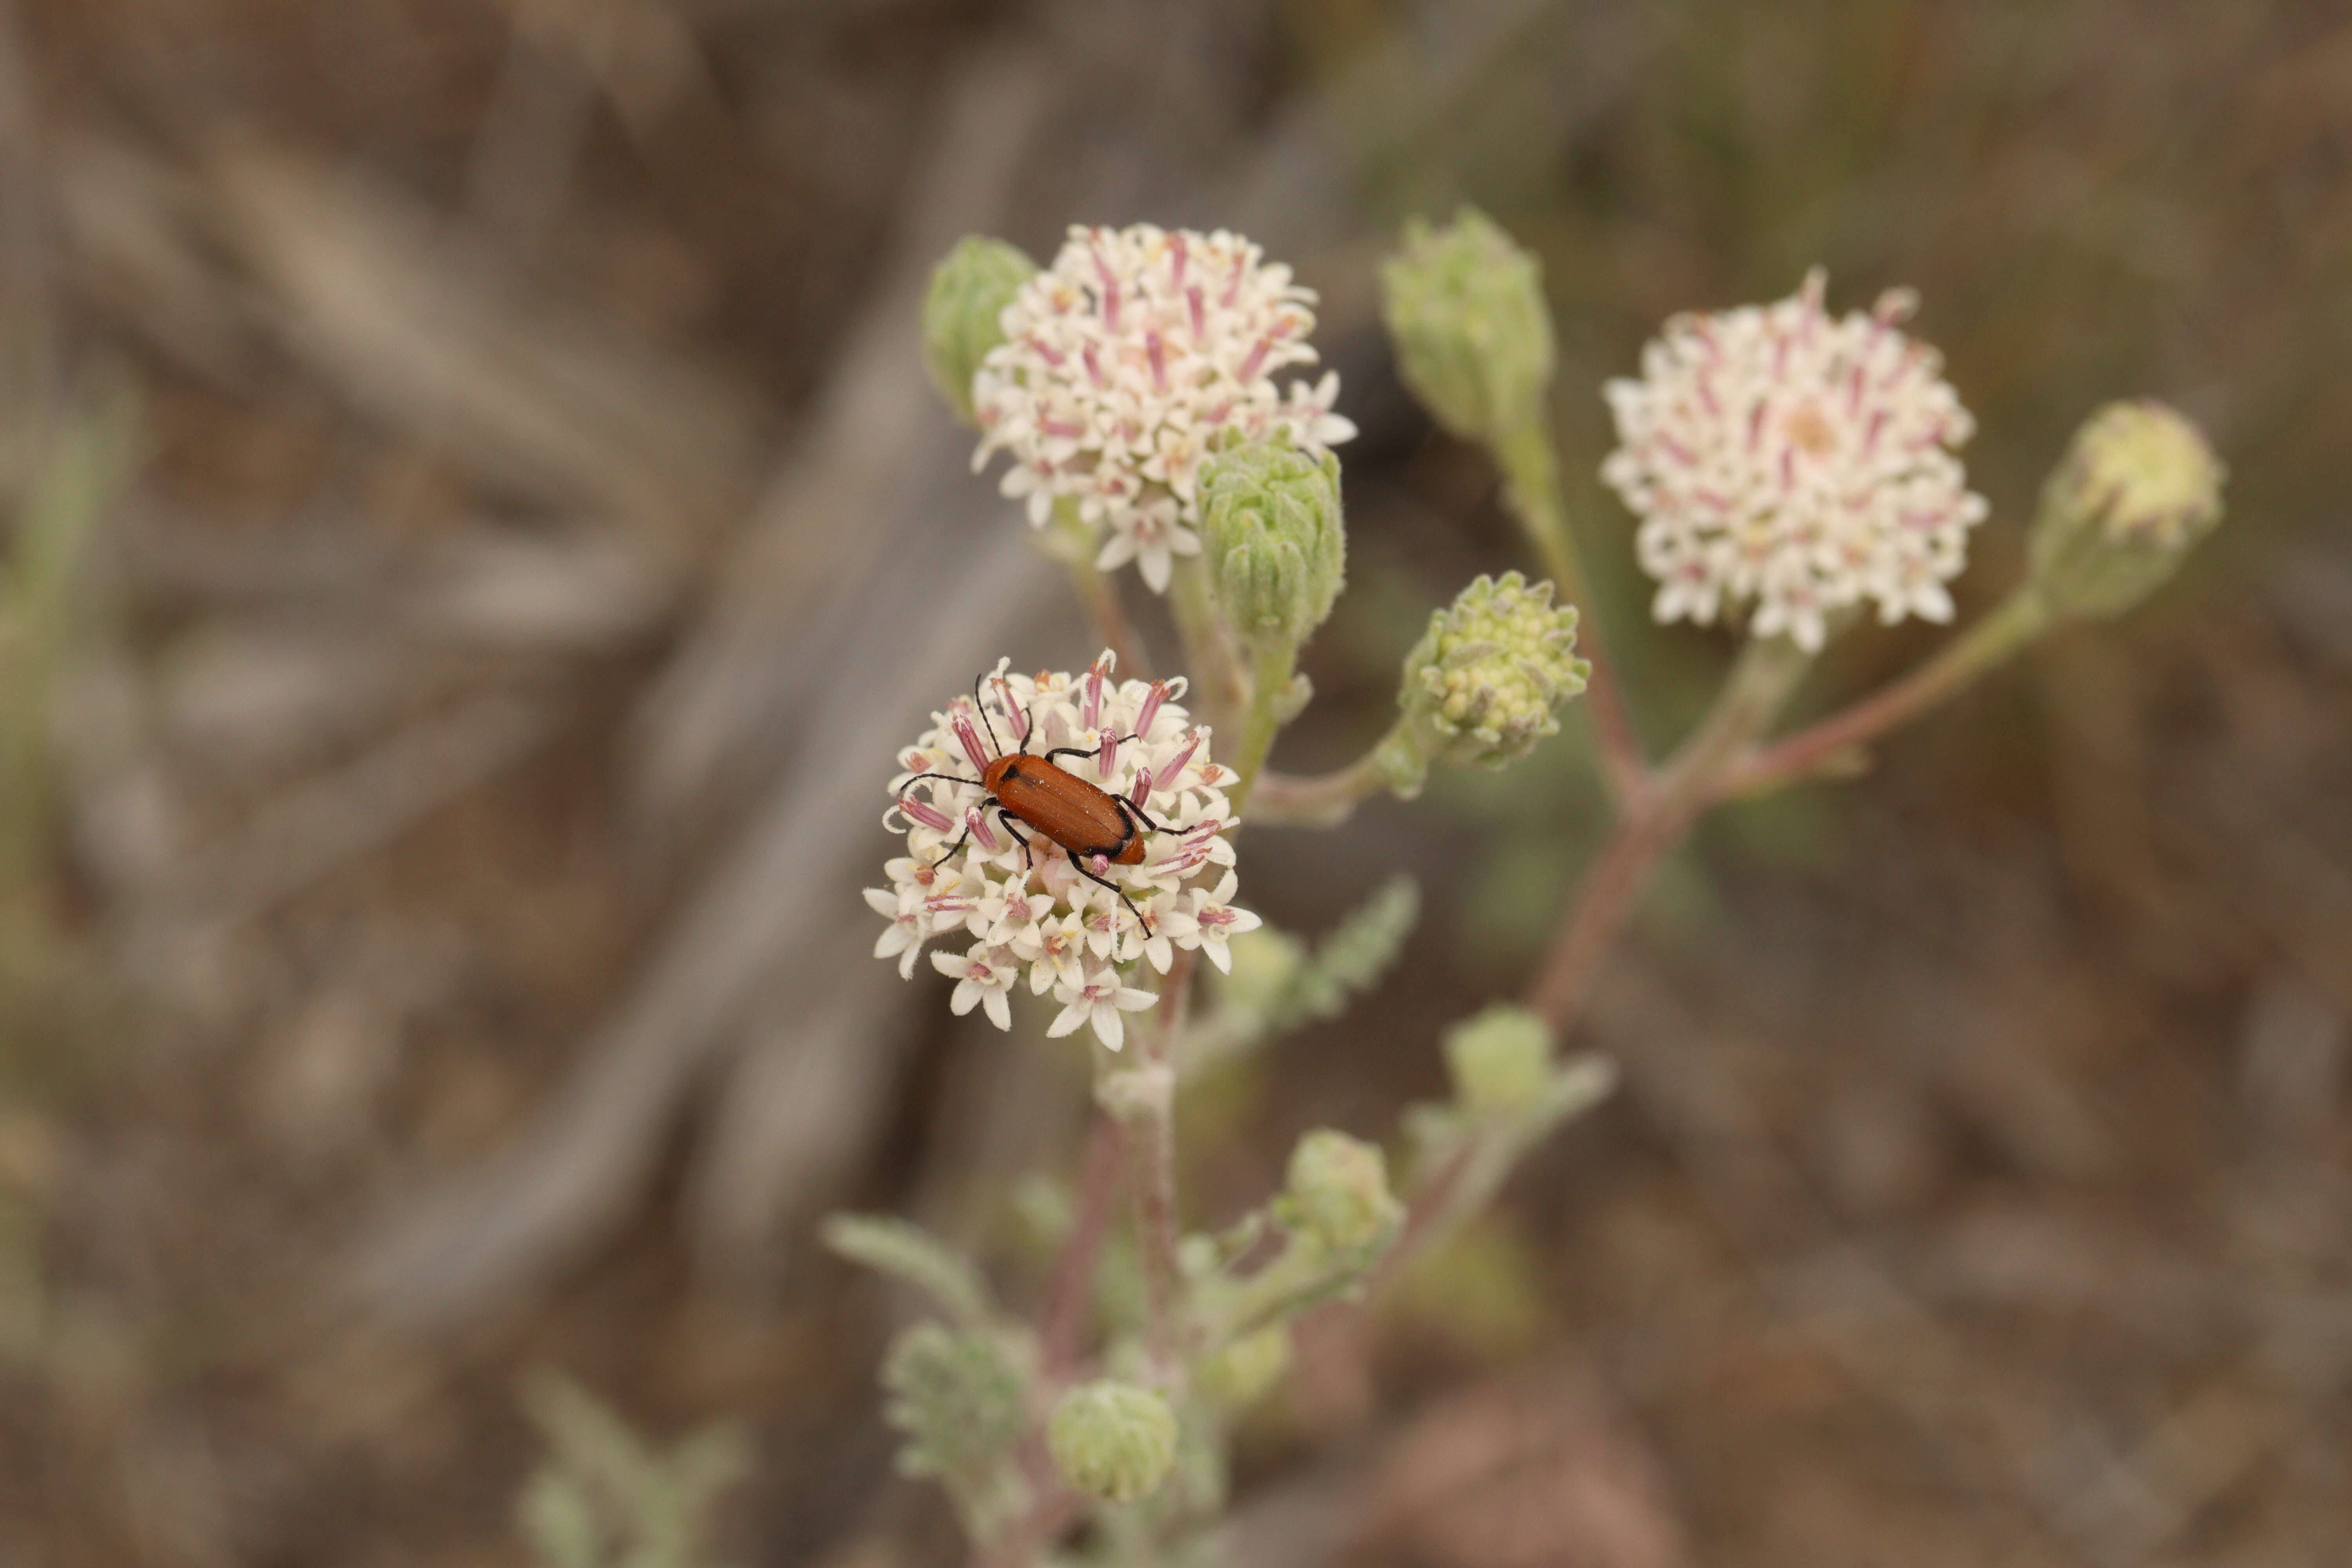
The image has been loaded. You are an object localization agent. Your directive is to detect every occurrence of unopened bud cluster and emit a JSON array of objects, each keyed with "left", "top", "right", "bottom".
[
  {"left": 922, "top": 236, "right": 1036, "bottom": 426},
  {"left": 2029, "top": 399, "right": 2226, "bottom": 621},
  {"left": 1443, "top": 1004, "right": 1554, "bottom": 1113},
  {"left": 1199, "top": 436, "right": 1347, "bottom": 645},
  {"left": 1397, "top": 572, "right": 1588, "bottom": 776},
  {"left": 1381, "top": 208, "right": 1555, "bottom": 442},
  {"left": 1048, "top": 1380, "right": 1179, "bottom": 1504},
  {"left": 1276, "top": 1129, "right": 1402, "bottom": 1257}
]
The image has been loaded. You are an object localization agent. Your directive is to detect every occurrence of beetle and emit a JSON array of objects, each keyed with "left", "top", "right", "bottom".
[{"left": 894, "top": 672, "right": 1170, "bottom": 929}]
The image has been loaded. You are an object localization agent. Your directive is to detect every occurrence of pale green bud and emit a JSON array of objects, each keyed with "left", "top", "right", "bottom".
[
  {"left": 1197, "top": 436, "right": 1347, "bottom": 646},
  {"left": 1194, "top": 1324, "right": 1292, "bottom": 1411},
  {"left": 1380, "top": 208, "right": 1555, "bottom": 442},
  {"left": 1442, "top": 1004, "right": 1553, "bottom": 1114},
  {"left": 1276, "top": 1129, "right": 1403, "bottom": 1256},
  {"left": 2029, "top": 399, "right": 2226, "bottom": 621},
  {"left": 922, "top": 236, "right": 1036, "bottom": 425},
  {"left": 1047, "top": 1381, "right": 1179, "bottom": 1504},
  {"left": 1397, "top": 571, "right": 1589, "bottom": 776}
]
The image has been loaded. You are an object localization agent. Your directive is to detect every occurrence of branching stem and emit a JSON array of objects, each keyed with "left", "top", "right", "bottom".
[
  {"left": 1492, "top": 415, "right": 1650, "bottom": 811},
  {"left": 1716, "top": 588, "right": 2052, "bottom": 800},
  {"left": 1524, "top": 634, "right": 1812, "bottom": 1030}
]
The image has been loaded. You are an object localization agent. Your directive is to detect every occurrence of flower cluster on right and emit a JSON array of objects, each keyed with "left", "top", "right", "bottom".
[{"left": 1602, "top": 267, "right": 1987, "bottom": 652}]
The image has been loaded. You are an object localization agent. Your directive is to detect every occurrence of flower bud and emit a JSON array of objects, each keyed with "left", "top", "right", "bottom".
[
  {"left": 1380, "top": 208, "right": 1555, "bottom": 443},
  {"left": 1194, "top": 1323, "right": 1292, "bottom": 1411},
  {"left": 1197, "top": 436, "right": 1347, "bottom": 646},
  {"left": 2029, "top": 400, "right": 2225, "bottom": 621},
  {"left": 1048, "top": 1381, "right": 1179, "bottom": 1505},
  {"left": 1276, "top": 1129, "right": 1402, "bottom": 1256},
  {"left": 1442, "top": 1003, "right": 1553, "bottom": 1113},
  {"left": 1397, "top": 572, "right": 1589, "bottom": 773},
  {"left": 923, "top": 236, "right": 1036, "bottom": 425}
]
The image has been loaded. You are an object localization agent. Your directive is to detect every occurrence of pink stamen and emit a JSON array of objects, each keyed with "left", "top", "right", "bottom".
[
  {"left": 1089, "top": 853, "right": 1111, "bottom": 875},
  {"left": 1169, "top": 232, "right": 1187, "bottom": 291},
  {"left": 1134, "top": 680, "right": 1169, "bottom": 737},
  {"left": 1042, "top": 416, "right": 1085, "bottom": 439},
  {"left": 1747, "top": 403, "right": 1768, "bottom": 452},
  {"left": 1862, "top": 410, "right": 1887, "bottom": 454},
  {"left": 1097, "top": 731, "right": 1118, "bottom": 781},
  {"left": 1130, "top": 775, "right": 1153, "bottom": 808},
  {"left": 1238, "top": 336, "right": 1271, "bottom": 383},
  {"left": 1154, "top": 734, "right": 1201, "bottom": 791},
  {"left": 1187, "top": 285, "right": 1206, "bottom": 340},
  {"left": 1100, "top": 272, "right": 1121, "bottom": 333},
  {"left": 1028, "top": 335, "right": 1064, "bottom": 368},
  {"left": 1146, "top": 330, "right": 1167, "bottom": 392},
  {"left": 1083, "top": 342, "right": 1105, "bottom": 388},
  {"left": 1222, "top": 253, "right": 1245, "bottom": 307},
  {"left": 899, "top": 795, "right": 953, "bottom": 833},
  {"left": 1083, "top": 660, "right": 1107, "bottom": 729},
  {"left": 968, "top": 808, "right": 1000, "bottom": 853},
  {"left": 953, "top": 713, "right": 992, "bottom": 774}
]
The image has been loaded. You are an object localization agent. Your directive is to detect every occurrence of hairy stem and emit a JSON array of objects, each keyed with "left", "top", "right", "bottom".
[
  {"left": 1168, "top": 554, "right": 1249, "bottom": 739},
  {"left": 1099, "top": 948, "right": 1196, "bottom": 1384},
  {"left": 1227, "top": 637, "right": 1299, "bottom": 817},
  {"left": 1037, "top": 1115, "right": 1125, "bottom": 1377},
  {"left": 1492, "top": 414, "right": 1649, "bottom": 810},
  {"left": 1525, "top": 634, "right": 1812, "bottom": 1029},
  {"left": 1044, "top": 499, "right": 1145, "bottom": 675},
  {"left": 1715, "top": 588, "right": 2053, "bottom": 800},
  {"left": 1246, "top": 725, "right": 1405, "bottom": 829}
]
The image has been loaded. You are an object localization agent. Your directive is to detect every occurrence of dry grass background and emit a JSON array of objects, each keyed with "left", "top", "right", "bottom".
[{"left": 1, "top": 1, "right": 2349, "bottom": 1564}]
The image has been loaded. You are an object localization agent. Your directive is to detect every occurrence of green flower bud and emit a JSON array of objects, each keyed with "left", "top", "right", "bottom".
[
  {"left": 1276, "top": 1129, "right": 1403, "bottom": 1256},
  {"left": 1397, "top": 571, "right": 1589, "bottom": 774},
  {"left": 1048, "top": 1381, "right": 1180, "bottom": 1505},
  {"left": 1197, "top": 436, "right": 1347, "bottom": 645},
  {"left": 1380, "top": 208, "right": 1556, "bottom": 443},
  {"left": 1194, "top": 1323, "right": 1292, "bottom": 1411},
  {"left": 1442, "top": 1003, "right": 1553, "bottom": 1113},
  {"left": 2029, "top": 399, "right": 2226, "bottom": 621},
  {"left": 923, "top": 236, "right": 1036, "bottom": 425}
]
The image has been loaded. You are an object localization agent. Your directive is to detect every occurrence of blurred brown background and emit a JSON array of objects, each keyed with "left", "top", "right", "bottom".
[{"left": 2, "top": 1, "right": 2349, "bottom": 1564}]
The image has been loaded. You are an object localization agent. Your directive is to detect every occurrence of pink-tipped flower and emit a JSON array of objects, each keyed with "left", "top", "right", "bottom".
[
  {"left": 1601, "top": 269, "right": 1987, "bottom": 652},
  {"left": 972, "top": 225, "right": 1356, "bottom": 593},
  {"left": 867, "top": 654, "right": 1252, "bottom": 1047}
]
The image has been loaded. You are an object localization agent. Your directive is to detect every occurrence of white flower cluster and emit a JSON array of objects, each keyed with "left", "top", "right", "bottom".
[
  {"left": 1601, "top": 269, "right": 1988, "bottom": 652},
  {"left": 971, "top": 224, "right": 1356, "bottom": 594},
  {"left": 867, "top": 654, "right": 1259, "bottom": 1050}
]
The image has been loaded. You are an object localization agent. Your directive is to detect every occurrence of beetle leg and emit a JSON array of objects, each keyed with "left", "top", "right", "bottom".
[
  {"left": 1071, "top": 852, "right": 1152, "bottom": 933},
  {"left": 995, "top": 808, "right": 1036, "bottom": 874},
  {"left": 893, "top": 769, "right": 985, "bottom": 793},
  {"left": 1042, "top": 731, "right": 1143, "bottom": 769},
  {"left": 1113, "top": 794, "right": 1169, "bottom": 835},
  {"left": 921, "top": 794, "right": 997, "bottom": 871}
]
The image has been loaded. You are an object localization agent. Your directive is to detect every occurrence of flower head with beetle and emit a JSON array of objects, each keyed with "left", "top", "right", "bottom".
[{"left": 869, "top": 653, "right": 1260, "bottom": 1050}]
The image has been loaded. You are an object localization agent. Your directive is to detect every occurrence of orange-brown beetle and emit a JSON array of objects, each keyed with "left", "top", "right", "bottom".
[{"left": 895, "top": 673, "right": 1168, "bottom": 927}]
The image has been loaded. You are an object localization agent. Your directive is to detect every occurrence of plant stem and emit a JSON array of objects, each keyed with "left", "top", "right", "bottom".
[
  {"left": 1714, "top": 588, "right": 2053, "bottom": 800},
  {"left": 1037, "top": 1116, "right": 1125, "bottom": 1378},
  {"left": 1168, "top": 554, "right": 1248, "bottom": 739},
  {"left": 1245, "top": 726, "right": 1403, "bottom": 829},
  {"left": 1227, "top": 637, "right": 1299, "bottom": 817},
  {"left": 1492, "top": 414, "right": 1649, "bottom": 810},
  {"left": 1524, "top": 634, "right": 1812, "bottom": 1030},
  {"left": 1099, "top": 948, "right": 1196, "bottom": 1385},
  {"left": 1044, "top": 499, "right": 1145, "bottom": 675}
]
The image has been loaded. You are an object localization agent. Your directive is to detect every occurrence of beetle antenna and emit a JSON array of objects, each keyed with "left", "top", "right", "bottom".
[{"left": 971, "top": 671, "right": 1006, "bottom": 758}]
